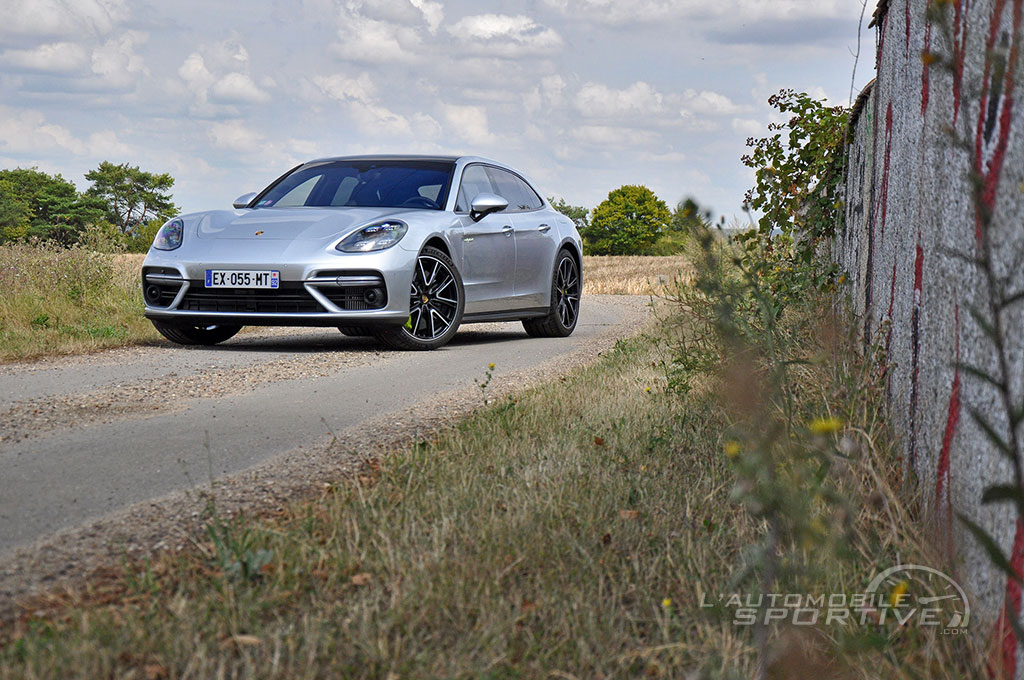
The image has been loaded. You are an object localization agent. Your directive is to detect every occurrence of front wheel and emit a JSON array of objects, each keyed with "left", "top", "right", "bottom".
[
  {"left": 375, "top": 246, "right": 465, "bottom": 350},
  {"left": 523, "top": 249, "right": 581, "bottom": 338},
  {"left": 151, "top": 320, "right": 242, "bottom": 346}
]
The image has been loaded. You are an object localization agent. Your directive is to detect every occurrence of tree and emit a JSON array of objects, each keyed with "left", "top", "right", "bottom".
[
  {"left": 0, "top": 167, "right": 106, "bottom": 243},
  {"left": 85, "top": 161, "right": 178, "bottom": 236},
  {"left": 0, "top": 178, "right": 32, "bottom": 242},
  {"left": 547, "top": 196, "right": 590, "bottom": 230},
  {"left": 582, "top": 185, "right": 670, "bottom": 255},
  {"left": 670, "top": 197, "right": 710, "bottom": 234}
]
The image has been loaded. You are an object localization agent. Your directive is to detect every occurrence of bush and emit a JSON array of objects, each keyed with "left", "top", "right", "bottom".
[{"left": 582, "top": 185, "right": 670, "bottom": 255}]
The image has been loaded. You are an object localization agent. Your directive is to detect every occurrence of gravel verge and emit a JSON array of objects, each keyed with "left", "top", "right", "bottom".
[{"left": 0, "top": 295, "right": 653, "bottom": 624}]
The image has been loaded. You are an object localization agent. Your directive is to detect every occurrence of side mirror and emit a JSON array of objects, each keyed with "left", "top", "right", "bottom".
[
  {"left": 233, "top": 192, "right": 257, "bottom": 209},
  {"left": 470, "top": 193, "right": 508, "bottom": 222}
]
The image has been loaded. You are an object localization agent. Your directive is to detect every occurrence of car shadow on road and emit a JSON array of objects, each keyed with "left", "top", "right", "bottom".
[{"left": 169, "top": 326, "right": 535, "bottom": 354}]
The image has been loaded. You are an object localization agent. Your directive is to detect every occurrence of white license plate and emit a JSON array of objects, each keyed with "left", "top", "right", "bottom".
[{"left": 205, "top": 270, "right": 280, "bottom": 289}]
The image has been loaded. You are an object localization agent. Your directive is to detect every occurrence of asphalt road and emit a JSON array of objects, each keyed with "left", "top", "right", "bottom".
[{"left": 0, "top": 296, "right": 646, "bottom": 557}]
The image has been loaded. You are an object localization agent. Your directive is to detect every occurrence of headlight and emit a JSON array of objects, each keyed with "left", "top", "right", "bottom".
[
  {"left": 336, "top": 220, "right": 408, "bottom": 252},
  {"left": 153, "top": 218, "right": 184, "bottom": 251}
]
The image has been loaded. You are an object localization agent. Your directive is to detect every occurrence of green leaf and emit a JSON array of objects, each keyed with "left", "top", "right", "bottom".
[
  {"left": 958, "top": 513, "right": 1021, "bottom": 583},
  {"left": 968, "top": 306, "right": 1000, "bottom": 342},
  {"left": 981, "top": 484, "right": 1024, "bottom": 506},
  {"left": 957, "top": 362, "right": 1006, "bottom": 391},
  {"left": 968, "top": 407, "right": 1014, "bottom": 458}
]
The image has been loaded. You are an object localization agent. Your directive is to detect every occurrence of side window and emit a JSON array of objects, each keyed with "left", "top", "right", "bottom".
[
  {"left": 485, "top": 167, "right": 542, "bottom": 212},
  {"left": 514, "top": 176, "right": 543, "bottom": 210},
  {"left": 455, "top": 165, "right": 494, "bottom": 213}
]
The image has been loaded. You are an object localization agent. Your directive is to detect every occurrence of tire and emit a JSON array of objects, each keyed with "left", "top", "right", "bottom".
[
  {"left": 151, "top": 320, "right": 242, "bottom": 346},
  {"left": 375, "top": 246, "right": 465, "bottom": 350},
  {"left": 338, "top": 326, "right": 375, "bottom": 337},
  {"left": 522, "top": 248, "right": 581, "bottom": 338}
]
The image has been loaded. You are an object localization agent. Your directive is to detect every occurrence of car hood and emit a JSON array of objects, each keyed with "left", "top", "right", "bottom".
[{"left": 194, "top": 207, "right": 420, "bottom": 241}]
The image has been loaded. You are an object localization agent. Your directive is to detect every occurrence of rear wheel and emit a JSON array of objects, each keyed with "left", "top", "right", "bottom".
[
  {"left": 375, "top": 246, "right": 464, "bottom": 350},
  {"left": 523, "top": 249, "right": 580, "bottom": 338},
  {"left": 151, "top": 320, "right": 242, "bottom": 346}
]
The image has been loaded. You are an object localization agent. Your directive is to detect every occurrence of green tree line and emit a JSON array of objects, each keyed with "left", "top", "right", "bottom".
[
  {"left": 0, "top": 162, "right": 178, "bottom": 252},
  {"left": 549, "top": 187, "right": 708, "bottom": 256}
]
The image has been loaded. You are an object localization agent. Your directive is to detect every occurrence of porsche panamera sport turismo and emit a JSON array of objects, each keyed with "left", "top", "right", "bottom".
[{"left": 141, "top": 156, "right": 583, "bottom": 350}]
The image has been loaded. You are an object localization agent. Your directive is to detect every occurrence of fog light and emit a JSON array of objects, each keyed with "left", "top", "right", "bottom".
[
  {"left": 364, "top": 287, "right": 383, "bottom": 305},
  {"left": 145, "top": 285, "right": 162, "bottom": 305}
]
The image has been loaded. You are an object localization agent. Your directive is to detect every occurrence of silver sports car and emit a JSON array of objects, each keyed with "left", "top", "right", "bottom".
[{"left": 142, "top": 155, "right": 583, "bottom": 350}]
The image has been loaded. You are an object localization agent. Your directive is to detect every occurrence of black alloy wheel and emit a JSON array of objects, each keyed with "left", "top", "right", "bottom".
[
  {"left": 523, "top": 249, "right": 581, "bottom": 338},
  {"left": 376, "top": 246, "right": 465, "bottom": 350}
]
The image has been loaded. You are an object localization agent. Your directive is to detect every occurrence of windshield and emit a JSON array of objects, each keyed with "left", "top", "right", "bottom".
[{"left": 253, "top": 160, "right": 455, "bottom": 210}]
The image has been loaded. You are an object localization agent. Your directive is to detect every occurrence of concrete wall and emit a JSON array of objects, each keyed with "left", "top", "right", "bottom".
[{"left": 839, "top": 0, "right": 1024, "bottom": 670}]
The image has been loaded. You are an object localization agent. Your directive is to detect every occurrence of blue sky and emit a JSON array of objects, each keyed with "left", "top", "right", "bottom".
[{"left": 0, "top": 0, "right": 873, "bottom": 220}]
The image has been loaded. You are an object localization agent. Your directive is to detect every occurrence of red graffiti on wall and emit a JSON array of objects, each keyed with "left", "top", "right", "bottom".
[
  {"left": 922, "top": 21, "right": 933, "bottom": 114},
  {"left": 908, "top": 238, "right": 924, "bottom": 468},
  {"left": 935, "top": 304, "right": 960, "bottom": 554},
  {"left": 953, "top": 0, "right": 971, "bottom": 122},
  {"left": 906, "top": 0, "right": 913, "bottom": 55},
  {"left": 989, "top": 519, "right": 1024, "bottom": 679},
  {"left": 973, "top": 0, "right": 1022, "bottom": 243},
  {"left": 878, "top": 103, "right": 895, "bottom": 239}
]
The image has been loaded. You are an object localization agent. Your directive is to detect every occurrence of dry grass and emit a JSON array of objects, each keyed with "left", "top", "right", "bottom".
[
  {"left": 0, "top": 244, "right": 157, "bottom": 363},
  {"left": 582, "top": 255, "right": 692, "bottom": 296},
  {"left": 0, "top": 303, "right": 983, "bottom": 678}
]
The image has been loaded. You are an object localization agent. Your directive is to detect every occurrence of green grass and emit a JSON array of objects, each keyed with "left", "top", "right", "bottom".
[
  {"left": 0, "top": 310, "right": 983, "bottom": 678},
  {"left": 0, "top": 243, "right": 156, "bottom": 362}
]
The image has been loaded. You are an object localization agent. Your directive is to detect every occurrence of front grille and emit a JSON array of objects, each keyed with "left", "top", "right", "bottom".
[{"left": 179, "top": 281, "right": 325, "bottom": 314}]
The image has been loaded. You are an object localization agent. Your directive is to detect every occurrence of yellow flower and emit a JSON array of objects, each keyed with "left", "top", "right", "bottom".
[
  {"left": 488, "top": 363, "right": 495, "bottom": 370},
  {"left": 889, "top": 581, "right": 909, "bottom": 607},
  {"left": 645, "top": 387, "right": 652, "bottom": 393},
  {"left": 809, "top": 416, "right": 843, "bottom": 435},
  {"left": 723, "top": 440, "right": 741, "bottom": 459},
  {"left": 662, "top": 598, "right": 672, "bottom": 608}
]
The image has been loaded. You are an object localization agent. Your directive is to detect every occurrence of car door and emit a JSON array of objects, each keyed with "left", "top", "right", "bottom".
[
  {"left": 485, "top": 167, "right": 558, "bottom": 309},
  {"left": 454, "top": 164, "right": 517, "bottom": 313}
]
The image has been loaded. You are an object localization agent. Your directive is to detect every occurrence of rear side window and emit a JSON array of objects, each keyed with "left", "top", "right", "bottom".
[
  {"left": 485, "top": 167, "right": 543, "bottom": 212},
  {"left": 455, "top": 164, "right": 495, "bottom": 212}
]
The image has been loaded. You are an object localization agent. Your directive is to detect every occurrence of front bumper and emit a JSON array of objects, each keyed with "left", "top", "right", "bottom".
[{"left": 142, "top": 245, "right": 416, "bottom": 328}]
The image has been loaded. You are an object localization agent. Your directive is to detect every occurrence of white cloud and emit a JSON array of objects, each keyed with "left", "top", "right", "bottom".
[
  {"left": 731, "top": 118, "right": 763, "bottom": 137},
  {"left": 177, "top": 41, "right": 268, "bottom": 111},
  {"left": 540, "top": 0, "right": 851, "bottom": 25},
  {"left": 442, "top": 104, "right": 494, "bottom": 146},
  {"left": 208, "top": 120, "right": 264, "bottom": 152},
  {"left": 0, "top": 105, "right": 125, "bottom": 156},
  {"left": 210, "top": 73, "right": 271, "bottom": 104},
  {"left": 570, "top": 125, "right": 658, "bottom": 147},
  {"left": 90, "top": 33, "right": 147, "bottom": 89},
  {"left": 0, "top": 0, "right": 129, "bottom": 37},
  {"left": 314, "top": 72, "right": 436, "bottom": 139},
  {"left": 333, "top": 11, "right": 422, "bottom": 62},
  {"left": 575, "top": 81, "right": 664, "bottom": 117},
  {"left": 681, "top": 89, "right": 746, "bottom": 116},
  {"left": 313, "top": 73, "right": 377, "bottom": 103},
  {"left": 1, "top": 42, "right": 89, "bottom": 73},
  {"left": 409, "top": 0, "right": 444, "bottom": 33},
  {"left": 449, "top": 14, "right": 562, "bottom": 55}
]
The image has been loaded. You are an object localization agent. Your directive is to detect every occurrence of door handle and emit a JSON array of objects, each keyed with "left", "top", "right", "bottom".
[
  {"left": 502, "top": 225, "right": 513, "bottom": 237},
  {"left": 538, "top": 224, "right": 551, "bottom": 233}
]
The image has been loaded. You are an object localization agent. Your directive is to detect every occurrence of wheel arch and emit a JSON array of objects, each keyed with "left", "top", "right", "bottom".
[{"left": 558, "top": 239, "right": 583, "bottom": 287}]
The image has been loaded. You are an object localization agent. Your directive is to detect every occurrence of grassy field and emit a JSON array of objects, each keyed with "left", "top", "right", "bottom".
[
  {"left": 0, "top": 248, "right": 688, "bottom": 363},
  {"left": 0, "top": 245, "right": 157, "bottom": 362},
  {"left": 0, "top": 300, "right": 980, "bottom": 677}
]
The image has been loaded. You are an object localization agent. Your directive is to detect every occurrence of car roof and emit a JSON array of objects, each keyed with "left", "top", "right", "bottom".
[{"left": 303, "top": 154, "right": 506, "bottom": 167}]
